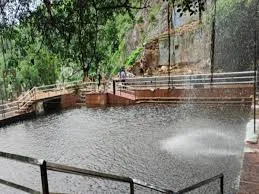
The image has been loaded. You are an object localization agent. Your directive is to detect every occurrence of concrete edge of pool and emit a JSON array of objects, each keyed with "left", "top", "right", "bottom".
[{"left": 238, "top": 118, "right": 259, "bottom": 194}]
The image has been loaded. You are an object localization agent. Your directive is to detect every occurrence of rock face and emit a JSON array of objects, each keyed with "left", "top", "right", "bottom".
[
  {"left": 128, "top": 39, "right": 159, "bottom": 76},
  {"left": 129, "top": 21, "right": 211, "bottom": 76},
  {"left": 125, "top": 0, "right": 257, "bottom": 75},
  {"left": 125, "top": 1, "right": 212, "bottom": 76},
  {"left": 124, "top": 1, "right": 167, "bottom": 56},
  {"left": 159, "top": 21, "right": 211, "bottom": 73}
]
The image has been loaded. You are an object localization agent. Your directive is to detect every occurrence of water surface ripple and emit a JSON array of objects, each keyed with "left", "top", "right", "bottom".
[{"left": 0, "top": 104, "right": 250, "bottom": 193}]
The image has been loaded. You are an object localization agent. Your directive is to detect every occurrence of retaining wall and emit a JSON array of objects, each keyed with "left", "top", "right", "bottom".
[
  {"left": 61, "top": 94, "right": 78, "bottom": 109},
  {"left": 85, "top": 93, "right": 135, "bottom": 107},
  {"left": 135, "top": 86, "right": 254, "bottom": 100}
]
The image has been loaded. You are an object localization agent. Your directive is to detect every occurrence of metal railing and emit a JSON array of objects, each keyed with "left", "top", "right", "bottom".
[
  {"left": 0, "top": 81, "right": 109, "bottom": 120},
  {"left": 0, "top": 101, "right": 19, "bottom": 119},
  {"left": 113, "top": 71, "right": 256, "bottom": 103},
  {"left": 114, "top": 71, "right": 255, "bottom": 91},
  {"left": 114, "top": 82, "right": 137, "bottom": 100},
  {"left": 17, "top": 87, "right": 37, "bottom": 111},
  {"left": 175, "top": 174, "right": 224, "bottom": 194},
  {"left": 0, "top": 151, "right": 224, "bottom": 194}
]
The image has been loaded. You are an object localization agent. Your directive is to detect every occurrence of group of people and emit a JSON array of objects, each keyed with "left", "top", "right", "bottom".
[{"left": 95, "top": 67, "right": 135, "bottom": 91}]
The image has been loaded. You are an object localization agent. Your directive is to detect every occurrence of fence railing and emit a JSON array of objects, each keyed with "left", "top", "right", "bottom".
[
  {"left": 0, "top": 151, "right": 224, "bottom": 194},
  {"left": 1, "top": 71, "right": 256, "bottom": 119},
  {"left": 0, "top": 101, "right": 19, "bottom": 119},
  {"left": 114, "top": 71, "right": 255, "bottom": 91},
  {"left": 175, "top": 173, "right": 224, "bottom": 194},
  {"left": 114, "top": 82, "right": 137, "bottom": 99},
  {"left": 112, "top": 71, "right": 256, "bottom": 101},
  {"left": 0, "top": 81, "right": 108, "bottom": 120},
  {"left": 18, "top": 87, "right": 37, "bottom": 110}
]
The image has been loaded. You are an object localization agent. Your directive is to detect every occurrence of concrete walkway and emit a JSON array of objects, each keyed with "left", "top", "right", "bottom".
[{"left": 238, "top": 119, "right": 259, "bottom": 194}]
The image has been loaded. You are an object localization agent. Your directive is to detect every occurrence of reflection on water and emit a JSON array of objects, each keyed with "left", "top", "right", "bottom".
[{"left": 0, "top": 104, "right": 250, "bottom": 193}]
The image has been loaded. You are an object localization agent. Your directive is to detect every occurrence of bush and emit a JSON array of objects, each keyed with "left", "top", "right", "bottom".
[
  {"left": 137, "top": 16, "right": 144, "bottom": 24},
  {"left": 124, "top": 47, "right": 144, "bottom": 66},
  {"left": 149, "top": 14, "right": 156, "bottom": 23}
]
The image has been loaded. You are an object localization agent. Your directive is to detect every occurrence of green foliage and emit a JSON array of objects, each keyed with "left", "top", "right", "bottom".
[
  {"left": 0, "top": 22, "right": 61, "bottom": 99},
  {"left": 31, "top": 0, "right": 141, "bottom": 79},
  {"left": 148, "top": 4, "right": 160, "bottom": 23},
  {"left": 105, "top": 13, "right": 135, "bottom": 75},
  {"left": 0, "top": 0, "right": 214, "bottom": 98},
  {"left": 110, "top": 39, "right": 126, "bottom": 73},
  {"left": 137, "top": 16, "right": 144, "bottom": 24},
  {"left": 149, "top": 14, "right": 156, "bottom": 23},
  {"left": 124, "top": 47, "right": 143, "bottom": 66}
]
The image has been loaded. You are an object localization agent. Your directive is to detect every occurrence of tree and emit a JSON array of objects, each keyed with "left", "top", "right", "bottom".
[{"left": 0, "top": 0, "right": 206, "bottom": 87}]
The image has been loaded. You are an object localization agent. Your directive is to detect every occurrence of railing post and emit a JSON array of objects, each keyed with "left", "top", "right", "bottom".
[
  {"left": 129, "top": 179, "right": 134, "bottom": 194},
  {"left": 1, "top": 98, "right": 5, "bottom": 118},
  {"left": 113, "top": 80, "right": 116, "bottom": 95},
  {"left": 220, "top": 175, "right": 224, "bottom": 194},
  {"left": 189, "top": 75, "right": 191, "bottom": 89},
  {"left": 34, "top": 88, "right": 37, "bottom": 101},
  {"left": 40, "top": 160, "right": 49, "bottom": 194}
]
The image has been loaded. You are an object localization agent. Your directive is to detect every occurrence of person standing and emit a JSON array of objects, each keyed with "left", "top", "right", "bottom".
[
  {"left": 119, "top": 68, "right": 126, "bottom": 83},
  {"left": 119, "top": 68, "right": 126, "bottom": 89}
]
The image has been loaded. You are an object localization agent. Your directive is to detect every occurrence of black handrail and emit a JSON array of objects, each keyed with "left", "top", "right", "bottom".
[
  {"left": 0, "top": 178, "right": 41, "bottom": 194},
  {"left": 174, "top": 173, "right": 224, "bottom": 194},
  {"left": 0, "top": 151, "right": 224, "bottom": 194}
]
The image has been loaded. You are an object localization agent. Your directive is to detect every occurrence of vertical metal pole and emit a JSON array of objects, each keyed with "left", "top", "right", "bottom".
[
  {"left": 113, "top": 80, "right": 116, "bottom": 95},
  {"left": 40, "top": 160, "right": 49, "bottom": 194},
  {"left": 189, "top": 75, "right": 191, "bottom": 89},
  {"left": 1, "top": 97, "right": 4, "bottom": 118},
  {"left": 3, "top": 71, "right": 7, "bottom": 100},
  {"left": 210, "top": 0, "right": 217, "bottom": 86},
  {"left": 129, "top": 180, "right": 134, "bottom": 194},
  {"left": 167, "top": 0, "right": 171, "bottom": 89},
  {"left": 254, "top": 12, "right": 257, "bottom": 134},
  {"left": 254, "top": 71, "right": 256, "bottom": 134},
  {"left": 220, "top": 175, "right": 224, "bottom": 194},
  {"left": 120, "top": 81, "right": 121, "bottom": 96},
  {"left": 1, "top": 29, "right": 8, "bottom": 100},
  {"left": 171, "top": 1, "right": 175, "bottom": 88}
]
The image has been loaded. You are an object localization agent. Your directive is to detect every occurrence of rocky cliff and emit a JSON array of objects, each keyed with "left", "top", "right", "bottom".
[
  {"left": 123, "top": 0, "right": 257, "bottom": 76},
  {"left": 124, "top": 0, "right": 212, "bottom": 76}
]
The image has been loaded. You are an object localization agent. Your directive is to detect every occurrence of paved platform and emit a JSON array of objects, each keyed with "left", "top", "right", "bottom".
[{"left": 238, "top": 119, "right": 259, "bottom": 194}]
